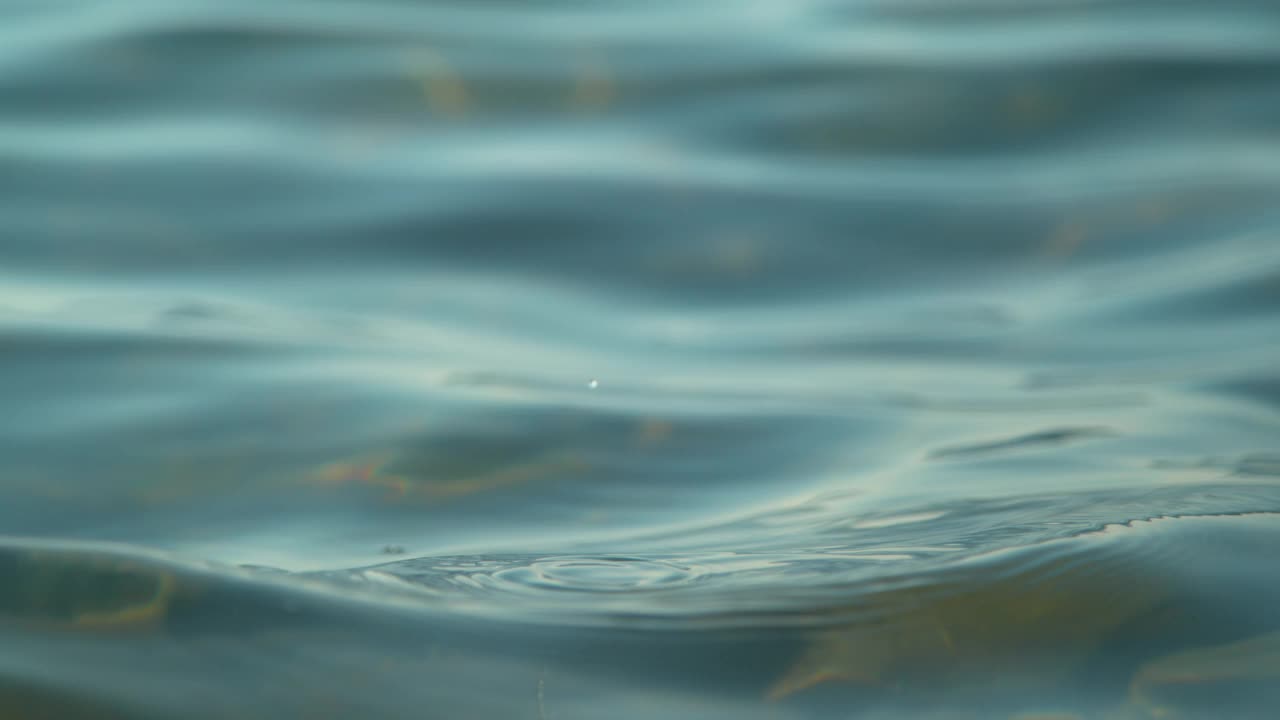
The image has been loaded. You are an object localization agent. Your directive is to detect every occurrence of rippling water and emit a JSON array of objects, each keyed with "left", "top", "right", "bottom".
[{"left": 3, "top": 0, "right": 1280, "bottom": 717}]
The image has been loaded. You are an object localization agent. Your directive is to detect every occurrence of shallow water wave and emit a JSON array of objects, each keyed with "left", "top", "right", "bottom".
[
  {"left": 2, "top": 513, "right": 1278, "bottom": 718},
  {"left": 3, "top": 0, "right": 1280, "bottom": 716},
  {"left": 317, "top": 490, "right": 1280, "bottom": 628}
]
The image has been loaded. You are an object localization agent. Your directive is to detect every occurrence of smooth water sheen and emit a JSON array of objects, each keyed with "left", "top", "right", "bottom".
[{"left": 2, "top": 0, "right": 1279, "bottom": 718}]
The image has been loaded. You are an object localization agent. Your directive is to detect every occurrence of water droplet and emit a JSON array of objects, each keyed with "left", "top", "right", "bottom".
[{"left": 587, "top": 379, "right": 599, "bottom": 389}]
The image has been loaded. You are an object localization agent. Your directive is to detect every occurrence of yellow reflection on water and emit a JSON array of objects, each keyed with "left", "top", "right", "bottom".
[
  {"left": 2, "top": 550, "right": 177, "bottom": 632},
  {"left": 570, "top": 50, "right": 614, "bottom": 113},
  {"left": 415, "top": 50, "right": 469, "bottom": 118},
  {"left": 310, "top": 450, "right": 587, "bottom": 503}
]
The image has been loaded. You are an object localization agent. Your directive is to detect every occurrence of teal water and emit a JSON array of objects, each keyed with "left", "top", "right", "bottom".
[{"left": 2, "top": 1, "right": 1279, "bottom": 717}]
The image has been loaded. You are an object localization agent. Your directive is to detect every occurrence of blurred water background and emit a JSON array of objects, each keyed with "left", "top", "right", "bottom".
[{"left": 2, "top": 0, "right": 1280, "bottom": 717}]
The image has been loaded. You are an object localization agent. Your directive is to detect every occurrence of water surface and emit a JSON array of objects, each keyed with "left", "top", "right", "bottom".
[{"left": 2, "top": 0, "right": 1279, "bottom": 717}]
